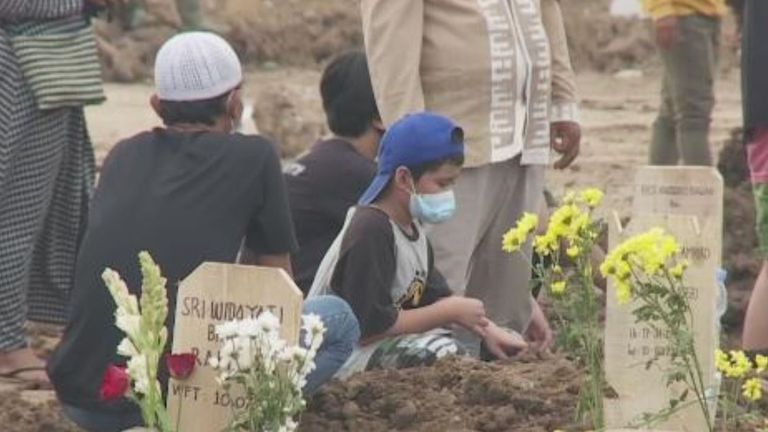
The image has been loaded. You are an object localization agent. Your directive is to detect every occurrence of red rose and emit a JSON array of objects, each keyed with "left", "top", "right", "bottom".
[
  {"left": 100, "top": 364, "right": 130, "bottom": 401},
  {"left": 166, "top": 353, "right": 197, "bottom": 380}
]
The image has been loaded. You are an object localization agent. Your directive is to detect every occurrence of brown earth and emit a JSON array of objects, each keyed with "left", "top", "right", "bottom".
[
  {"left": 1, "top": 1, "right": 755, "bottom": 430},
  {"left": 717, "top": 129, "right": 761, "bottom": 339},
  {"left": 300, "top": 353, "right": 585, "bottom": 432},
  {"left": 0, "top": 388, "right": 79, "bottom": 432},
  {"left": 95, "top": 0, "right": 675, "bottom": 83}
]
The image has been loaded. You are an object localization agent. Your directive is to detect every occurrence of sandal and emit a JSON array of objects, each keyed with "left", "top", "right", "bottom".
[{"left": 0, "top": 366, "right": 52, "bottom": 390}]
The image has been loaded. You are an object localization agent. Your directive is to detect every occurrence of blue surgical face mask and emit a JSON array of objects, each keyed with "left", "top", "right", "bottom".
[{"left": 410, "top": 189, "right": 457, "bottom": 224}]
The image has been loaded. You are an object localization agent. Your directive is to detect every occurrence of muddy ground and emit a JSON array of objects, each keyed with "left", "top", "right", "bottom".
[
  {"left": 300, "top": 354, "right": 583, "bottom": 432},
  {"left": 2, "top": 0, "right": 757, "bottom": 430}
]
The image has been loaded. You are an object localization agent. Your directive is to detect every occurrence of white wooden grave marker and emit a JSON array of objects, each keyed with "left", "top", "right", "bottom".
[
  {"left": 604, "top": 167, "right": 723, "bottom": 431},
  {"left": 166, "top": 263, "right": 303, "bottom": 432}
]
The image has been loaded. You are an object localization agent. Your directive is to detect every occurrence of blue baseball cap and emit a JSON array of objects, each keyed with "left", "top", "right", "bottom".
[{"left": 358, "top": 111, "right": 464, "bottom": 205}]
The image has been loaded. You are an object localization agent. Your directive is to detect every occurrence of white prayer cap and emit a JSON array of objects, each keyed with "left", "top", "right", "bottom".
[{"left": 154, "top": 32, "right": 243, "bottom": 101}]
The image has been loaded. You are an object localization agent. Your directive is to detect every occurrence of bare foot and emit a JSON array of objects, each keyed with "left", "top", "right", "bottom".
[{"left": 0, "top": 347, "right": 50, "bottom": 386}]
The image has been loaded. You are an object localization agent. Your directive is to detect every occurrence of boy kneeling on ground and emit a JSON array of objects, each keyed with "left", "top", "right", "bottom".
[
  {"left": 309, "top": 112, "right": 527, "bottom": 375},
  {"left": 48, "top": 33, "right": 359, "bottom": 432}
]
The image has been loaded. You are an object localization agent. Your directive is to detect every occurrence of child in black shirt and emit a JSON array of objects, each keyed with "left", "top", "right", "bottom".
[{"left": 310, "top": 112, "right": 527, "bottom": 376}]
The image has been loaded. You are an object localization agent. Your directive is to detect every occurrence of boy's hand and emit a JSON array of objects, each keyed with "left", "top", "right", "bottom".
[
  {"left": 482, "top": 322, "right": 528, "bottom": 360},
  {"left": 655, "top": 16, "right": 680, "bottom": 50},
  {"left": 444, "top": 297, "right": 489, "bottom": 335},
  {"left": 526, "top": 299, "right": 554, "bottom": 352}
]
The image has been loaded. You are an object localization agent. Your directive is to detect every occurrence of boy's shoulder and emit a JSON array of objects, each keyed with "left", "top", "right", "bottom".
[{"left": 343, "top": 206, "right": 396, "bottom": 245}]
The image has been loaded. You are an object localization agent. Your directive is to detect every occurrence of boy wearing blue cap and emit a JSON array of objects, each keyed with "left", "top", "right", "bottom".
[{"left": 309, "top": 112, "right": 527, "bottom": 375}]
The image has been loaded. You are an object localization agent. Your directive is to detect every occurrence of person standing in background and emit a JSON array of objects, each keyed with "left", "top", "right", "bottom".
[
  {"left": 124, "top": 0, "right": 205, "bottom": 30},
  {"left": 736, "top": 0, "right": 768, "bottom": 354},
  {"left": 361, "top": 0, "right": 581, "bottom": 354},
  {"left": 0, "top": 0, "right": 105, "bottom": 386},
  {"left": 644, "top": 0, "right": 726, "bottom": 166}
]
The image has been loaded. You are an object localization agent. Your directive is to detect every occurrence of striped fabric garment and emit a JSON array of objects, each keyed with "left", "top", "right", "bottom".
[
  {"left": 0, "top": 14, "right": 96, "bottom": 350},
  {"left": 10, "top": 18, "right": 105, "bottom": 110}
]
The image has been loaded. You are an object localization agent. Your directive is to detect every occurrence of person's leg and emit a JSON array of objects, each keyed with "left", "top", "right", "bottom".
[
  {"left": 428, "top": 164, "right": 505, "bottom": 356},
  {"left": 649, "top": 69, "right": 679, "bottom": 165},
  {"left": 465, "top": 158, "right": 545, "bottom": 333},
  {"left": 365, "top": 332, "right": 465, "bottom": 371},
  {"left": 0, "top": 36, "right": 67, "bottom": 382},
  {"left": 27, "top": 109, "right": 94, "bottom": 326},
  {"left": 743, "top": 128, "right": 768, "bottom": 349},
  {"left": 427, "top": 165, "right": 493, "bottom": 297},
  {"left": 175, "top": 0, "right": 203, "bottom": 29},
  {"left": 301, "top": 296, "right": 359, "bottom": 394},
  {"left": 665, "top": 15, "right": 719, "bottom": 166},
  {"left": 744, "top": 261, "right": 768, "bottom": 350},
  {"left": 61, "top": 404, "right": 143, "bottom": 432}
]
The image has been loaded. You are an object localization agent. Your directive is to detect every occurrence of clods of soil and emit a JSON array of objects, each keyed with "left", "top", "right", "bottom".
[
  {"left": 0, "top": 390, "right": 79, "bottom": 432},
  {"left": 299, "top": 353, "right": 584, "bottom": 432},
  {"left": 717, "top": 128, "right": 761, "bottom": 338}
]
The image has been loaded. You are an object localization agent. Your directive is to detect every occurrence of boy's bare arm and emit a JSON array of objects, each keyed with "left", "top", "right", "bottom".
[{"left": 369, "top": 297, "right": 487, "bottom": 343}]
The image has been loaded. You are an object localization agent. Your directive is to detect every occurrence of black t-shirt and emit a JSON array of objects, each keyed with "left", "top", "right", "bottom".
[
  {"left": 329, "top": 207, "right": 452, "bottom": 339},
  {"left": 48, "top": 129, "right": 297, "bottom": 412},
  {"left": 284, "top": 139, "right": 375, "bottom": 294}
]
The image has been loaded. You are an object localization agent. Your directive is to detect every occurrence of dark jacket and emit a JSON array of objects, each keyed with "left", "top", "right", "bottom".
[{"left": 742, "top": 0, "right": 768, "bottom": 137}]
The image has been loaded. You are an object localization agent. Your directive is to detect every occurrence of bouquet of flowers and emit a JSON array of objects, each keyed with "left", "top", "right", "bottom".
[
  {"left": 503, "top": 187, "right": 606, "bottom": 428},
  {"left": 601, "top": 228, "right": 714, "bottom": 430},
  {"left": 210, "top": 311, "right": 325, "bottom": 432},
  {"left": 714, "top": 349, "right": 767, "bottom": 429},
  {"left": 100, "top": 252, "right": 195, "bottom": 432}
]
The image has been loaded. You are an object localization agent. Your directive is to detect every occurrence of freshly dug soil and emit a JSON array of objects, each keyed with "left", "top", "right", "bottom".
[
  {"left": 717, "top": 128, "right": 761, "bottom": 338},
  {"left": 299, "top": 353, "right": 584, "bottom": 432},
  {"left": 561, "top": 0, "right": 656, "bottom": 73},
  {"left": 95, "top": 0, "right": 661, "bottom": 83},
  {"left": 0, "top": 391, "right": 79, "bottom": 432}
]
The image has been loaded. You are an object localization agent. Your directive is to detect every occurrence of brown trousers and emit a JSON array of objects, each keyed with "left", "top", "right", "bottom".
[{"left": 428, "top": 157, "right": 545, "bottom": 339}]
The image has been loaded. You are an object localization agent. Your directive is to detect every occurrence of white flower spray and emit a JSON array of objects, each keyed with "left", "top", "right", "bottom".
[
  {"left": 210, "top": 312, "right": 326, "bottom": 432},
  {"left": 103, "top": 252, "right": 172, "bottom": 431}
]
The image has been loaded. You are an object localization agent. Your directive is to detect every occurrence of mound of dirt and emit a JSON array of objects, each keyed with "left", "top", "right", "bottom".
[
  {"left": 717, "top": 128, "right": 760, "bottom": 336},
  {"left": 0, "top": 391, "right": 79, "bottom": 432},
  {"left": 561, "top": 0, "right": 656, "bottom": 73},
  {"left": 299, "top": 353, "right": 585, "bottom": 432},
  {"left": 95, "top": 0, "right": 664, "bottom": 83},
  {"left": 250, "top": 83, "right": 326, "bottom": 159},
  {"left": 95, "top": 0, "right": 361, "bottom": 82}
]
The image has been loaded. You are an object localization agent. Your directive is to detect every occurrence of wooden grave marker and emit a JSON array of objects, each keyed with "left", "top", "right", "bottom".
[
  {"left": 604, "top": 167, "right": 723, "bottom": 431},
  {"left": 166, "top": 263, "right": 303, "bottom": 432}
]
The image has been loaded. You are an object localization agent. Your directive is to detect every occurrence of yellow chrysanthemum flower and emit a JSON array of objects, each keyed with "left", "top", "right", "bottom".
[
  {"left": 502, "top": 228, "right": 526, "bottom": 253},
  {"left": 715, "top": 349, "right": 731, "bottom": 373},
  {"left": 725, "top": 350, "right": 753, "bottom": 379},
  {"left": 742, "top": 377, "right": 763, "bottom": 402},
  {"left": 502, "top": 213, "right": 540, "bottom": 254},
  {"left": 566, "top": 245, "right": 581, "bottom": 258},
  {"left": 533, "top": 233, "right": 559, "bottom": 256},
  {"left": 600, "top": 259, "right": 616, "bottom": 277},
  {"left": 518, "top": 212, "right": 539, "bottom": 235},
  {"left": 756, "top": 354, "right": 768, "bottom": 374},
  {"left": 669, "top": 260, "right": 688, "bottom": 280},
  {"left": 579, "top": 188, "right": 604, "bottom": 208},
  {"left": 601, "top": 228, "right": 681, "bottom": 300},
  {"left": 551, "top": 281, "right": 566, "bottom": 294},
  {"left": 616, "top": 281, "right": 632, "bottom": 305}
]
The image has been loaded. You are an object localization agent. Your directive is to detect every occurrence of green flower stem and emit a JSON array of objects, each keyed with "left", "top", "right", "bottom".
[{"left": 629, "top": 273, "right": 713, "bottom": 432}]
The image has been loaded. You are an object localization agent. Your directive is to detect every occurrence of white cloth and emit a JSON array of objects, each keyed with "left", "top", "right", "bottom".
[{"left": 153, "top": 32, "right": 242, "bottom": 101}]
